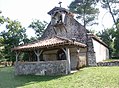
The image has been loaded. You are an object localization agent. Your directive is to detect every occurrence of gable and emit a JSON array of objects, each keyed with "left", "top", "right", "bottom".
[{"left": 41, "top": 14, "right": 87, "bottom": 44}]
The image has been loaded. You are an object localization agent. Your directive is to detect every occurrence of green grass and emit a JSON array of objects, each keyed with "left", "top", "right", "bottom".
[
  {"left": 0, "top": 67, "right": 119, "bottom": 88},
  {"left": 103, "top": 59, "right": 119, "bottom": 62}
]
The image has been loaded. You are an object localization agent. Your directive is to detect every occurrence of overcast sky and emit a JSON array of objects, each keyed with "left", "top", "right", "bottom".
[{"left": 0, "top": 0, "right": 114, "bottom": 37}]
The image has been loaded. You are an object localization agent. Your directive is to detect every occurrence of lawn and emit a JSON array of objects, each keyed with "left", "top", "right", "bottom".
[
  {"left": 0, "top": 67, "right": 119, "bottom": 88},
  {"left": 103, "top": 59, "right": 119, "bottom": 62}
]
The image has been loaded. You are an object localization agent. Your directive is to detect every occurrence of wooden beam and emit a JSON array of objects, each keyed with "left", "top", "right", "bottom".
[
  {"left": 34, "top": 50, "right": 43, "bottom": 62},
  {"left": 62, "top": 48, "right": 66, "bottom": 54}
]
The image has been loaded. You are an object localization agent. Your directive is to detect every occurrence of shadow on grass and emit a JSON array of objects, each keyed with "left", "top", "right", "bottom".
[{"left": 0, "top": 67, "right": 64, "bottom": 88}]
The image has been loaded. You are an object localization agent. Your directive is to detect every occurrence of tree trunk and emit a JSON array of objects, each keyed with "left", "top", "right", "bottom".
[{"left": 106, "top": 0, "right": 118, "bottom": 30}]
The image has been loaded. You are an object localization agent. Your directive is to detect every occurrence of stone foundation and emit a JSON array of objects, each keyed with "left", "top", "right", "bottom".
[
  {"left": 97, "top": 61, "right": 119, "bottom": 66},
  {"left": 15, "top": 60, "right": 67, "bottom": 76}
]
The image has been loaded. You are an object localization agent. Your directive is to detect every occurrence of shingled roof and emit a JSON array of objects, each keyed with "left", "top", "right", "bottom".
[{"left": 12, "top": 36, "right": 86, "bottom": 51}]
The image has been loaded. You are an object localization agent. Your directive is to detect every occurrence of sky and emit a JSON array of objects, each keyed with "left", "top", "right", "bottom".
[{"left": 0, "top": 0, "right": 114, "bottom": 38}]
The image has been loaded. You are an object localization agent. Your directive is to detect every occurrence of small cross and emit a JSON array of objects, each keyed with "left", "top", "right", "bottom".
[{"left": 58, "top": 1, "right": 62, "bottom": 7}]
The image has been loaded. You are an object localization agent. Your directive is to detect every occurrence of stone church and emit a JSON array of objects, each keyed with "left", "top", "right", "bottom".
[{"left": 13, "top": 7, "right": 109, "bottom": 75}]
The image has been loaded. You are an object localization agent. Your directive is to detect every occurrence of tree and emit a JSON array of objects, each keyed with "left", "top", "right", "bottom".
[
  {"left": 114, "top": 20, "right": 119, "bottom": 56},
  {"left": 68, "top": 0, "right": 99, "bottom": 28},
  {"left": 0, "top": 16, "right": 5, "bottom": 25},
  {"left": 114, "top": 33, "right": 119, "bottom": 56},
  {"left": 97, "top": 28, "right": 115, "bottom": 47},
  {"left": 0, "top": 16, "right": 6, "bottom": 60},
  {"left": 0, "top": 18, "right": 28, "bottom": 61},
  {"left": 97, "top": 0, "right": 119, "bottom": 57},
  {"left": 0, "top": 37, "right": 5, "bottom": 60},
  {"left": 100, "top": 0, "right": 119, "bottom": 30},
  {"left": 29, "top": 20, "right": 47, "bottom": 39}
]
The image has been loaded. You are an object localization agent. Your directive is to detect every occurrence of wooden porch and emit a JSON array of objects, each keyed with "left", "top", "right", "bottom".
[{"left": 13, "top": 36, "right": 87, "bottom": 75}]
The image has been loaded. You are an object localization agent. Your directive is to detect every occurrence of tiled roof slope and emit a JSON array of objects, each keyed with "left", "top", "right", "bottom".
[{"left": 12, "top": 36, "right": 86, "bottom": 51}]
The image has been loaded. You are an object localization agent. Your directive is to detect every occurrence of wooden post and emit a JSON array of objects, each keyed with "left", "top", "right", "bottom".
[
  {"left": 62, "top": 48, "right": 71, "bottom": 74},
  {"left": 15, "top": 51, "right": 20, "bottom": 62},
  {"left": 77, "top": 48, "right": 80, "bottom": 70},
  {"left": 66, "top": 48, "right": 71, "bottom": 73},
  {"left": 34, "top": 50, "right": 43, "bottom": 62}
]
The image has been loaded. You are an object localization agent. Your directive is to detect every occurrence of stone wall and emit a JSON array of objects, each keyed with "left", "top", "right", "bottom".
[
  {"left": 15, "top": 60, "right": 67, "bottom": 76},
  {"left": 41, "top": 14, "right": 87, "bottom": 44},
  {"left": 87, "top": 35, "right": 97, "bottom": 66},
  {"left": 97, "top": 61, "right": 119, "bottom": 66}
]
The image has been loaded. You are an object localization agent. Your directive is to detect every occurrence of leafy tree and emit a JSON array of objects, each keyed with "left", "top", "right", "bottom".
[
  {"left": 0, "top": 16, "right": 6, "bottom": 60},
  {"left": 98, "top": 18, "right": 119, "bottom": 58},
  {"left": 114, "top": 33, "right": 119, "bottom": 56},
  {"left": 99, "top": 0, "right": 119, "bottom": 57},
  {"left": 29, "top": 20, "right": 47, "bottom": 39},
  {"left": 0, "top": 37, "right": 4, "bottom": 60},
  {"left": 0, "top": 16, "right": 5, "bottom": 25},
  {"left": 97, "top": 28, "right": 115, "bottom": 47},
  {"left": 68, "top": 0, "right": 99, "bottom": 28},
  {"left": 114, "top": 20, "right": 119, "bottom": 56},
  {"left": 0, "top": 18, "right": 28, "bottom": 61}
]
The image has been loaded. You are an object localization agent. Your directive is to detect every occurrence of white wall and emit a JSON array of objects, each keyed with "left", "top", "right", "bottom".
[{"left": 92, "top": 39, "right": 109, "bottom": 62}]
